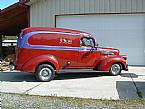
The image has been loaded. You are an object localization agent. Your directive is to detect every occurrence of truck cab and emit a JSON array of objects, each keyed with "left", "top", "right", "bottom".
[{"left": 15, "top": 27, "right": 128, "bottom": 82}]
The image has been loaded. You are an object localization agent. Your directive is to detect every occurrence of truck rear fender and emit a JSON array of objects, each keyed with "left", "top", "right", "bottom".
[{"left": 21, "top": 54, "right": 60, "bottom": 74}]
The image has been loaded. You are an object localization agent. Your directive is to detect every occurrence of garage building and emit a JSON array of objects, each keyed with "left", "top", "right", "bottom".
[{"left": 21, "top": 0, "right": 145, "bottom": 66}]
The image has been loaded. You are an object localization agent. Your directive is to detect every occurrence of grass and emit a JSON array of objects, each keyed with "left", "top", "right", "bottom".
[{"left": 1, "top": 93, "right": 145, "bottom": 109}]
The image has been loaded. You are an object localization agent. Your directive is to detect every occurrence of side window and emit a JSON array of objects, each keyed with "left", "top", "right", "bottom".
[{"left": 81, "top": 37, "right": 95, "bottom": 47}]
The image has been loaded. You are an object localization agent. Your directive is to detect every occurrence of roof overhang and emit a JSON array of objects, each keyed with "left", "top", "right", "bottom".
[
  {"left": 19, "top": 0, "right": 30, "bottom": 3},
  {"left": 0, "top": 2, "right": 29, "bottom": 36},
  {"left": 19, "top": 0, "right": 37, "bottom": 5}
]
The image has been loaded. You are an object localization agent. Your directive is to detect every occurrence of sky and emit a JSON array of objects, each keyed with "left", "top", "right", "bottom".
[{"left": 0, "top": 0, "right": 18, "bottom": 9}]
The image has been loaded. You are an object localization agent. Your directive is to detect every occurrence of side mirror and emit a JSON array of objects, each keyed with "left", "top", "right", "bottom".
[{"left": 96, "top": 44, "right": 99, "bottom": 47}]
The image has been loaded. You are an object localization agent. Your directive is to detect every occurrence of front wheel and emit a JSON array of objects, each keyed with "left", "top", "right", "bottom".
[
  {"left": 35, "top": 64, "right": 55, "bottom": 82},
  {"left": 109, "top": 63, "right": 122, "bottom": 76}
]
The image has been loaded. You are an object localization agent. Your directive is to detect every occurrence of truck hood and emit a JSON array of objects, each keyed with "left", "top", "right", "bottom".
[{"left": 97, "top": 47, "right": 119, "bottom": 55}]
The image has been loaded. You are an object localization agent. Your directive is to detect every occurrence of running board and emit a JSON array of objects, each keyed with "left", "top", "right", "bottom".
[{"left": 58, "top": 69, "right": 108, "bottom": 73}]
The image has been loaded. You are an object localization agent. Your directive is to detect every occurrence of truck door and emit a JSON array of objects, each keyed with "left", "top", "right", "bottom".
[{"left": 77, "top": 37, "right": 100, "bottom": 68}]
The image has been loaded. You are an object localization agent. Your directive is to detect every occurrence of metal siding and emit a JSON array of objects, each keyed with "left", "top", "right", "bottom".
[
  {"left": 49, "top": 0, "right": 55, "bottom": 27},
  {"left": 60, "top": 0, "right": 65, "bottom": 14},
  {"left": 68, "top": 0, "right": 75, "bottom": 14},
  {"left": 64, "top": 0, "right": 70, "bottom": 14},
  {"left": 120, "top": 0, "right": 127, "bottom": 12},
  {"left": 115, "top": 0, "right": 121, "bottom": 12},
  {"left": 131, "top": 0, "right": 137, "bottom": 12},
  {"left": 84, "top": 0, "right": 90, "bottom": 13},
  {"left": 39, "top": 0, "right": 43, "bottom": 26},
  {"left": 110, "top": 0, "right": 116, "bottom": 12},
  {"left": 30, "top": 2, "right": 38, "bottom": 26},
  {"left": 127, "top": 0, "right": 132, "bottom": 12},
  {"left": 143, "top": 0, "right": 145, "bottom": 10},
  {"left": 89, "top": 0, "right": 95, "bottom": 13},
  {"left": 44, "top": 0, "right": 49, "bottom": 26},
  {"left": 36, "top": 1, "right": 40, "bottom": 26},
  {"left": 79, "top": 0, "right": 85, "bottom": 13},
  {"left": 94, "top": 0, "right": 100, "bottom": 13},
  {"left": 136, "top": 0, "right": 143, "bottom": 12},
  {"left": 55, "top": 0, "right": 60, "bottom": 15},
  {"left": 104, "top": 0, "right": 110, "bottom": 12},
  {"left": 74, "top": 0, "right": 79, "bottom": 13},
  {"left": 99, "top": 0, "right": 105, "bottom": 12},
  {"left": 30, "top": 0, "right": 145, "bottom": 27}
]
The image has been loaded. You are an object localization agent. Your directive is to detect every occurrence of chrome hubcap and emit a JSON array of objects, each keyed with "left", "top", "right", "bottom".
[
  {"left": 39, "top": 68, "right": 52, "bottom": 81},
  {"left": 111, "top": 64, "right": 121, "bottom": 75}
]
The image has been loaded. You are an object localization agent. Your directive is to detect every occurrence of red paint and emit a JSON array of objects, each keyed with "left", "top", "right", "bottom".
[{"left": 15, "top": 27, "right": 128, "bottom": 74}]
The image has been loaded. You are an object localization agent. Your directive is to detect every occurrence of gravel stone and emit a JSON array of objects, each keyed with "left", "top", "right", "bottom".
[{"left": 1, "top": 93, "right": 145, "bottom": 109}]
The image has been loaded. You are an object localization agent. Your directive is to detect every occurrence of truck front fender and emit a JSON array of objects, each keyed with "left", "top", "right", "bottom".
[
  {"left": 21, "top": 54, "right": 60, "bottom": 73},
  {"left": 97, "top": 56, "right": 127, "bottom": 71}
]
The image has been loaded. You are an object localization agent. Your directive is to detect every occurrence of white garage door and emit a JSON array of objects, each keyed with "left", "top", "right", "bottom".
[{"left": 56, "top": 14, "right": 145, "bottom": 66}]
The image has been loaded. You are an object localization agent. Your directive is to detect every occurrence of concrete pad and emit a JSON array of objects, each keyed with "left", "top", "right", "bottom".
[
  {"left": 24, "top": 73, "right": 138, "bottom": 99},
  {"left": 0, "top": 82, "right": 43, "bottom": 94},
  {"left": 0, "top": 72, "right": 43, "bottom": 94},
  {"left": 0, "top": 67, "right": 142, "bottom": 99},
  {"left": 126, "top": 66, "right": 145, "bottom": 98}
]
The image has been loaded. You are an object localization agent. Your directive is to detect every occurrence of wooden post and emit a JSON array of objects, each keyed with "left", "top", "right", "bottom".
[{"left": 0, "top": 35, "right": 2, "bottom": 59}]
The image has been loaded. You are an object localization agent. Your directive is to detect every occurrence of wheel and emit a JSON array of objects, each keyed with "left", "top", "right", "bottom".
[
  {"left": 35, "top": 64, "right": 55, "bottom": 82},
  {"left": 109, "top": 63, "right": 122, "bottom": 76}
]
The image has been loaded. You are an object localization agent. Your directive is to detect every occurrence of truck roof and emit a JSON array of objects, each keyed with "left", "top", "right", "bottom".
[{"left": 22, "top": 27, "right": 92, "bottom": 37}]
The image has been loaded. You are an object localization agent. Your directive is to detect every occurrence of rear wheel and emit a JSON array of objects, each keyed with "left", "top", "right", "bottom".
[
  {"left": 109, "top": 63, "right": 122, "bottom": 76},
  {"left": 35, "top": 64, "right": 55, "bottom": 82}
]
